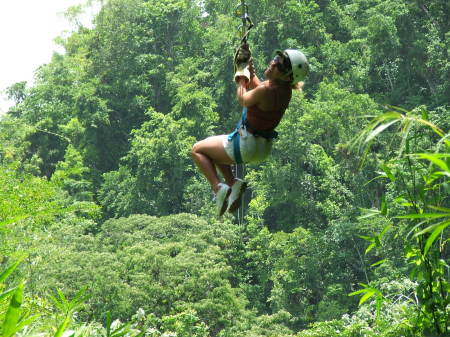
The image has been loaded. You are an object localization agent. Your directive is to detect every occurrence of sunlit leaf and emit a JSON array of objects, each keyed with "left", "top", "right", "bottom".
[
  {"left": 379, "top": 162, "right": 396, "bottom": 182},
  {"left": 13, "top": 315, "right": 40, "bottom": 335},
  {"left": 429, "top": 205, "right": 450, "bottom": 213},
  {"left": 407, "top": 220, "right": 429, "bottom": 238},
  {"left": 106, "top": 312, "right": 112, "bottom": 337},
  {"left": 0, "top": 258, "right": 24, "bottom": 283},
  {"left": 380, "top": 224, "right": 392, "bottom": 238},
  {"left": 371, "top": 259, "right": 387, "bottom": 267},
  {"left": 0, "top": 288, "right": 17, "bottom": 302},
  {"left": 414, "top": 220, "right": 450, "bottom": 237},
  {"left": 359, "top": 289, "right": 376, "bottom": 305},
  {"left": 364, "top": 174, "right": 390, "bottom": 185},
  {"left": 53, "top": 314, "right": 71, "bottom": 337},
  {"left": 397, "top": 213, "right": 450, "bottom": 219},
  {"left": 365, "top": 119, "right": 400, "bottom": 144},
  {"left": 415, "top": 153, "right": 450, "bottom": 172},
  {"left": 2, "top": 281, "right": 24, "bottom": 337},
  {"left": 348, "top": 289, "right": 366, "bottom": 296},
  {"left": 358, "top": 208, "right": 381, "bottom": 220},
  {"left": 424, "top": 222, "right": 450, "bottom": 256},
  {"left": 365, "top": 243, "right": 376, "bottom": 254}
]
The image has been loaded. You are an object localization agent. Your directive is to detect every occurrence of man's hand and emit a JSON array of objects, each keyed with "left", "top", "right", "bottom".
[
  {"left": 234, "top": 42, "right": 251, "bottom": 69},
  {"left": 234, "top": 65, "right": 251, "bottom": 84}
]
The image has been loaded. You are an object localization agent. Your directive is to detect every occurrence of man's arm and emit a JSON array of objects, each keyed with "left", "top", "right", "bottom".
[
  {"left": 236, "top": 78, "right": 264, "bottom": 107},
  {"left": 247, "top": 59, "right": 261, "bottom": 89}
]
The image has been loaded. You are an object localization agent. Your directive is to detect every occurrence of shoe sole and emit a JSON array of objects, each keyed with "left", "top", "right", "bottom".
[
  {"left": 228, "top": 182, "right": 247, "bottom": 213},
  {"left": 219, "top": 188, "right": 232, "bottom": 217}
]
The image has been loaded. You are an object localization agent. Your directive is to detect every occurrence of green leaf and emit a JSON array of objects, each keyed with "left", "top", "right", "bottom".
[
  {"left": 12, "top": 314, "right": 40, "bottom": 335},
  {"left": 348, "top": 288, "right": 367, "bottom": 297},
  {"left": 359, "top": 289, "right": 376, "bottom": 305},
  {"left": 50, "top": 287, "right": 86, "bottom": 315},
  {"left": 397, "top": 213, "right": 450, "bottom": 219},
  {"left": 365, "top": 119, "right": 400, "bottom": 144},
  {"left": 416, "top": 153, "right": 450, "bottom": 172},
  {"left": 424, "top": 222, "right": 450, "bottom": 256},
  {"left": 106, "top": 312, "right": 112, "bottom": 337},
  {"left": 375, "top": 295, "right": 382, "bottom": 319},
  {"left": 407, "top": 220, "right": 429, "bottom": 238},
  {"left": 0, "top": 258, "right": 24, "bottom": 283},
  {"left": 110, "top": 323, "right": 131, "bottom": 337},
  {"left": 358, "top": 235, "right": 374, "bottom": 241},
  {"left": 429, "top": 205, "right": 450, "bottom": 213},
  {"left": 365, "top": 243, "right": 376, "bottom": 254},
  {"left": 414, "top": 220, "right": 450, "bottom": 237},
  {"left": 379, "top": 162, "right": 396, "bottom": 182},
  {"left": 386, "top": 105, "right": 409, "bottom": 114},
  {"left": 380, "top": 224, "right": 392, "bottom": 238},
  {"left": 56, "top": 289, "right": 69, "bottom": 309},
  {"left": 398, "top": 119, "right": 413, "bottom": 157},
  {"left": 358, "top": 208, "right": 381, "bottom": 220},
  {"left": 371, "top": 259, "right": 387, "bottom": 267},
  {"left": 111, "top": 327, "right": 131, "bottom": 337},
  {"left": 49, "top": 294, "right": 65, "bottom": 312},
  {"left": 2, "top": 281, "right": 24, "bottom": 337},
  {"left": 349, "top": 284, "right": 370, "bottom": 297},
  {"left": 364, "top": 174, "right": 390, "bottom": 185},
  {"left": 425, "top": 171, "right": 447, "bottom": 185},
  {"left": 68, "top": 287, "right": 87, "bottom": 310},
  {"left": 53, "top": 314, "right": 71, "bottom": 337},
  {"left": 0, "top": 288, "right": 17, "bottom": 302}
]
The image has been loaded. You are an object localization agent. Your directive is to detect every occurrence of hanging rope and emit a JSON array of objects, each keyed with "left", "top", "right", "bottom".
[
  {"left": 235, "top": 0, "right": 253, "bottom": 43},
  {"left": 233, "top": 0, "right": 253, "bottom": 226},
  {"left": 234, "top": 0, "right": 254, "bottom": 73}
]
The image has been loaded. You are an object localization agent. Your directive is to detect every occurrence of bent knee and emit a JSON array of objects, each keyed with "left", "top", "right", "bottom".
[{"left": 191, "top": 140, "right": 203, "bottom": 158}]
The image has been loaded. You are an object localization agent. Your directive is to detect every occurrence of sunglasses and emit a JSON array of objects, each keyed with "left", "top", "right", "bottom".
[{"left": 273, "top": 54, "right": 291, "bottom": 74}]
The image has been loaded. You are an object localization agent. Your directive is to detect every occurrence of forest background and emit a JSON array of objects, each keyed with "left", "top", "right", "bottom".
[{"left": 0, "top": 0, "right": 449, "bottom": 336}]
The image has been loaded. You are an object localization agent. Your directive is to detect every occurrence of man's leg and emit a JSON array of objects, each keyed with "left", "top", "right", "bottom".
[
  {"left": 217, "top": 164, "right": 236, "bottom": 186},
  {"left": 192, "top": 136, "right": 234, "bottom": 193}
]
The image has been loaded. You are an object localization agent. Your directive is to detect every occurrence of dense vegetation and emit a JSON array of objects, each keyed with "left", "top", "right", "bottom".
[{"left": 1, "top": 0, "right": 449, "bottom": 336}]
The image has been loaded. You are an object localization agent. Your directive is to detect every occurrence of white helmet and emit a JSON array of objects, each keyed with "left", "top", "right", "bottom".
[{"left": 277, "top": 49, "right": 309, "bottom": 84}]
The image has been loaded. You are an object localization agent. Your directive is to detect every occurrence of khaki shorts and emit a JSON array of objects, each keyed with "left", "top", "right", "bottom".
[{"left": 223, "top": 127, "right": 273, "bottom": 164}]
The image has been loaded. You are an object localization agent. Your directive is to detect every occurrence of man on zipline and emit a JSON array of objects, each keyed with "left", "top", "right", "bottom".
[{"left": 192, "top": 47, "right": 309, "bottom": 216}]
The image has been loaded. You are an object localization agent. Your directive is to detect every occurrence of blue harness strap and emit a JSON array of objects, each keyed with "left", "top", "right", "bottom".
[
  {"left": 228, "top": 107, "right": 247, "bottom": 165},
  {"left": 228, "top": 107, "right": 279, "bottom": 164}
]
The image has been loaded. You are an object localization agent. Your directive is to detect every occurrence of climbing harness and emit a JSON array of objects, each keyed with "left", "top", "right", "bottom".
[
  {"left": 228, "top": 108, "right": 247, "bottom": 165},
  {"left": 227, "top": 109, "right": 279, "bottom": 164}
]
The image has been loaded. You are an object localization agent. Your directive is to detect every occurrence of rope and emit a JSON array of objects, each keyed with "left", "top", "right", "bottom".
[
  {"left": 234, "top": 163, "right": 246, "bottom": 226},
  {"left": 233, "top": 0, "right": 252, "bottom": 225}
]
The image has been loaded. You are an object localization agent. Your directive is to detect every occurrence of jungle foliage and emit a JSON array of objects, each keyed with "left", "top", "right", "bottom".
[{"left": 0, "top": 0, "right": 449, "bottom": 336}]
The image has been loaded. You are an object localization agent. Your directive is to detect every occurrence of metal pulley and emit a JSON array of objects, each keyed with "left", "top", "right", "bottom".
[{"left": 234, "top": 0, "right": 253, "bottom": 43}]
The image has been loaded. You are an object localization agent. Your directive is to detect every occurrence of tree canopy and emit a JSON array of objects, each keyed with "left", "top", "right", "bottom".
[{"left": 0, "top": 0, "right": 448, "bottom": 336}]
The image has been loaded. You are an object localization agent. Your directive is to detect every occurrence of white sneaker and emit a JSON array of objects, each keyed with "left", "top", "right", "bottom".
[
  {"left": 227, "top": 179, "right": 247, "bottom": 213},
  {"left": 215, "top": 183, "right": 231, "bottom": 216}
]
